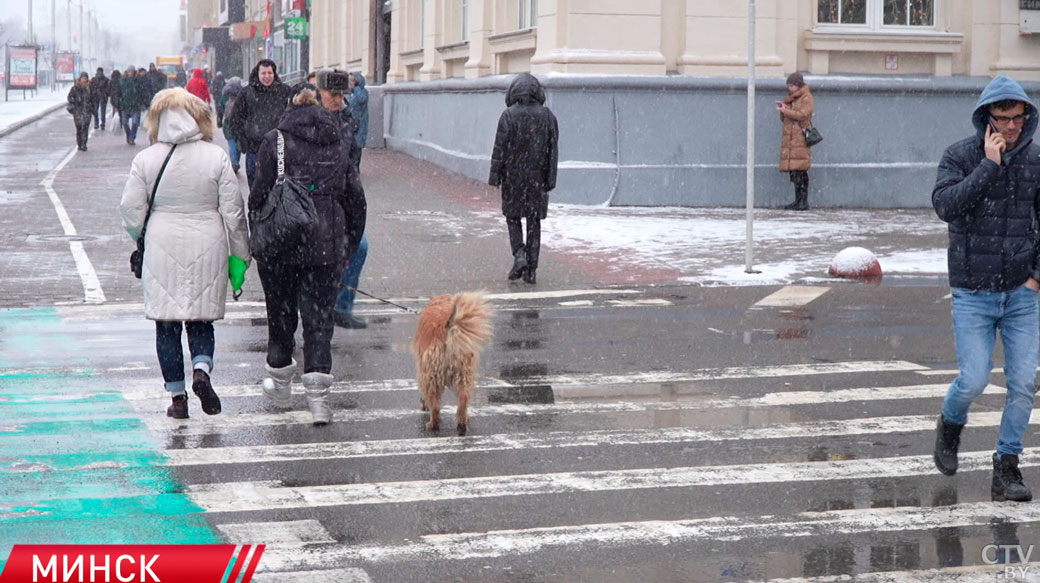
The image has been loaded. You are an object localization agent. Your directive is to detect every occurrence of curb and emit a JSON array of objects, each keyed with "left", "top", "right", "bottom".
[{"left": 0, "top": 102, "right": 67, "bottom": 139}]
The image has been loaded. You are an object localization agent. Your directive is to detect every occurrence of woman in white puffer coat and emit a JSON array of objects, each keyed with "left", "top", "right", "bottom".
[{"left": 120, "top": 88, "right": 250, "bottom": 419}]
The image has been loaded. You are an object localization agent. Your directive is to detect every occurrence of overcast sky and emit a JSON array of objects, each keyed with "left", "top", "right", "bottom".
[{"left": 2, "top": 0, "right": 182, "bottom": 65}]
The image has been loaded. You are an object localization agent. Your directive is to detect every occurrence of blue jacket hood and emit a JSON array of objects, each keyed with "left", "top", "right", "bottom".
[
  {"left": 352, "top": 72, "right": 366, "bottom": 89},
  {"left": 972, "top": 75, "right": 1037, "bottom": 157}
]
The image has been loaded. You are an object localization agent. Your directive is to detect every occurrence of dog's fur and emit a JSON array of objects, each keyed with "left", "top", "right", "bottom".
[{"left": 413, "top": 292, "right": 492, "bottom": 436}]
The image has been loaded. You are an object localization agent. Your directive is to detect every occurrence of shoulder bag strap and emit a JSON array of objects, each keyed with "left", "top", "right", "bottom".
[
  {"left": 277, "top": 130, "right": 285, "bottom": 179},
  {"left": 138, "top": 143, "right": 178, "bottom": 244}
]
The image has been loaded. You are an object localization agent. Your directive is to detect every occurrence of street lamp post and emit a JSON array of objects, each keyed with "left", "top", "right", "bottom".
[{"left": 744, "top": 0, "right": 758, "bottom": 274}]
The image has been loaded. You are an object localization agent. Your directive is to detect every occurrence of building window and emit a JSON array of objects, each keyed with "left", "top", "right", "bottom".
[
  {"left": 460, "top": 0, "right": 469, "bottom": 41},
  {"left": 818, "top": 0, "right": 933, "bottom": 28},
  {"left": 518, "top": 0, "right": 537, "bottom": 30}
]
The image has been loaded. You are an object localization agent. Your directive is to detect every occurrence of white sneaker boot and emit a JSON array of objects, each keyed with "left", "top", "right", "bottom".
[
  {"left": 262, "top": 359, "right": 296, "bottom": 409},
  {"left": 301, "top": 372, "right": 334, "bottom": 425}
]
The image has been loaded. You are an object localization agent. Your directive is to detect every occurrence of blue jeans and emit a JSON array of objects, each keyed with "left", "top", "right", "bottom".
[
  {"left": 943, "top": 284, "right": 1040, "bottom": 456},
  {"left": 155, "top": 321, "right": 215, "bottom": 393},
  {"left": 246, "top": 150, "right": 258, "bottom": 187},
  {"left": 335, "top": 234, "right": 368, "bottom": 314},
  {"left": 121, "top": 110, "right": 140, "bottom": 142},
  {"left": 227, "top": 138, "right": 241, "bottom": 168}
]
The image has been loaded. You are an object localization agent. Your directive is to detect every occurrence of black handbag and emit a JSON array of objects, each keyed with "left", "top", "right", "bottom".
[
  {"left": 803, "top": 124, "right": 823, "bottom": 147},
  {"left": 130, "top": 144, "right": 177, "bottom": 278},
  {"left": 248, "top": 130, "right": 318, "bottom": 260}
]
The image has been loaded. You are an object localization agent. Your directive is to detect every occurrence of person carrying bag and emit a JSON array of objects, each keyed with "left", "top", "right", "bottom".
[{"left": 130, "top": 145, "right": 177, "bottom": 279}]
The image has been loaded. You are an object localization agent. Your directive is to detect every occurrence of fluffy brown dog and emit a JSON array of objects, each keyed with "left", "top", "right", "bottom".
[{"left": 413, "top": 292, "right": 493, "bottom": 436}]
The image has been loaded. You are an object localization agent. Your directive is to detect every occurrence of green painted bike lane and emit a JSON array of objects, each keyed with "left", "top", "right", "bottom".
[{"left": 0, "top": 308, "right": 219, "bottom": 571}]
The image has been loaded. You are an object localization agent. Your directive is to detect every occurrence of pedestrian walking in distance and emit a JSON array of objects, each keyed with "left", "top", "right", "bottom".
[
  {"left": 932, "top": 75, "right": 1040, "bottom": 502},
  {"left": 250, "top": 82, "right": 366, "bottom": 425},
  {"left": 117, "top": 67, "right": 146, "bottom": 145},
  {"left": 220, "top": 76, "right": 244, "bottom": 174},
  {"left": 119, "top": 88, "right": 250, "bottom": 419},
  {"left": 186, "top": 68, "right": 211, "bottom": 106},
  {"left": 89, "top": 67, "right": 110, "bottom": 131},
  {"left": 777, "top": 72, "right": 814, "bottom": 210},
  {"left": 67, "top": 72, "right": 93, "bottom": 152},
  {"left": 489, "top": 73, "right": 558, "bottom": 285},
  {"left": 227, "top": 59, "right": 293, "bottom": 187},
  {"left": 108, "top": 69, "right": 122, "bottom": 130}
]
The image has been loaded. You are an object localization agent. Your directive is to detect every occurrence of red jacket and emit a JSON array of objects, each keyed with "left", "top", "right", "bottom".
[{"left": 186, "top": 69, "right": 210, "bottom": 103}]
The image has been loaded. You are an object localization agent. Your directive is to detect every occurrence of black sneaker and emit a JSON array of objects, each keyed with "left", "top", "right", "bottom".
[
  {"left": 333, "top": 311, "right": 368, "bottom": 329},
  {"left": 933, "top": 414, "right": 964, "bottom": 476},
  {"left": 523, "top": 269, "right": 537, "bottom": 285},
  {"left": 192, "top": 369, "right": 222, "bottom": 415},
  {"left": 993, "top": 453, "right": 1033, "bottom": 502},
  {"left": 166, "top": 394, "right": 189, "bottom": 419}
]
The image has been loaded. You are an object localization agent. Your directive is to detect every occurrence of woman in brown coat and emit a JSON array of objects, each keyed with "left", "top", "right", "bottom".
[{"left": 777, "top": 72, "right": 814, "bottom": 210}]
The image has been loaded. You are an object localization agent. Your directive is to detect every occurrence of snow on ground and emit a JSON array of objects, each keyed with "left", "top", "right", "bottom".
[
  {"left": 540, "top": 205, "right": 948, "bottom": 286},
  {"left": 0, "top": 85, "right": 70, "bottom": 134}
]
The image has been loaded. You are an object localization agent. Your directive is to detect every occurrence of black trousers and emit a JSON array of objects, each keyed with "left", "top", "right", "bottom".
[
  {"left": 789, "top": 170, "right": 809, "bottom": 201},
  {"left": 93, "top": 97, "right": 107, "bottom": 128},
  {"left": 507, "top": 216, "right": 541, "bottom": 271},
  {"left": 257, "top": 260, "right": 342, "bottom": 374},
  {"left": 74, "top": 118, "right": 90, "bottom": 148},
  {"left": 155, "top": 320, "right": 215, "bottom": 390}
]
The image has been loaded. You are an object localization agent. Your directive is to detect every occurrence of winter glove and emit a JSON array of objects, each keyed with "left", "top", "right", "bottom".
[{"left": 228, "top": 255, "right": 248, "bottom": 299}]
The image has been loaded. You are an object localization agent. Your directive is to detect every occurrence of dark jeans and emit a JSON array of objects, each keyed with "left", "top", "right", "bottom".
[
  {"left": 507, "top": 216, "right": 541, "bottom": 271},
  {"left": 258, "top": 260, "right": 341, "bottom": 374},
  {"left": 121, "top": 110, "right": 141, "bottom": 142},
  {"left": 74, "top": 118, "right": 90, "bottom": 149},
  {"left": 335, "top": 233, "right": 368, "bottom": 314},
  {"left": 93, "top": 97, "right": 107, "bottom": 128},
  {"left": 155, "top": 320, "right": 215, "bottom": 393},
  {"left": 246, "top": 150, "right": 258, "bottom": 187}
]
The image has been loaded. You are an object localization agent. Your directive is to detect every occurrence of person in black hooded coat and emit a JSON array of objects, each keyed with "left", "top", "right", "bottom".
[
  {"left": 249, "top": 83, "right": 367, "bottom": 426},
  {"left": 228, "top": 59, "right": 294, "bottom": 186},
  {"left": 489, "top": 73, "right": 558, "bottom": 285}
]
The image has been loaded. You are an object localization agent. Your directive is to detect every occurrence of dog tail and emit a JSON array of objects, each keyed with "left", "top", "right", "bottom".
[{"left": 446, "top": 291, "right": 493, "bottom": 354}]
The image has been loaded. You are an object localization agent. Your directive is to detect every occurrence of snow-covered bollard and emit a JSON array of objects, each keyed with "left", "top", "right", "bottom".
[{"left": 829, "top": 247, "right": 882, "bottom": 280}]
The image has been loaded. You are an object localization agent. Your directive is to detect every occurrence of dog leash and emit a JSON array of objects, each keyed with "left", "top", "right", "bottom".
[{"left": 348, "top": 286, "right": 421, "bottom": 314}]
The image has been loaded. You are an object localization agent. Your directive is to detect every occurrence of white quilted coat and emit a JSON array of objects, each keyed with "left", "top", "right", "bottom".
[{"left": 120, "top": 107, "right": 250, "bottom": 320}]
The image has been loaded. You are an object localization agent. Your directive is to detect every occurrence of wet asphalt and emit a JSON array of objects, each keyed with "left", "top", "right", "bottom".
[{"left": 2, "top": 110, "right": 1038, "bottom": 582}]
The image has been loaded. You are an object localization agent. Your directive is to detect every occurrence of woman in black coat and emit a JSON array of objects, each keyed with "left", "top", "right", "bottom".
[
  {"left": 489, "top": 73, "right": 559, "bottom": 285},
  {"left": 67, "top": 72, "right": 93, "bottom": 151},
  {"left": 249, "top": 83, "right": 367, "bottom": 426}
]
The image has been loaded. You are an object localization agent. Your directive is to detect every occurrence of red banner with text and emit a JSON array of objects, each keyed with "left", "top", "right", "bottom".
[{"left": 0, "top": 545, "right": 265, "bottom": 583}]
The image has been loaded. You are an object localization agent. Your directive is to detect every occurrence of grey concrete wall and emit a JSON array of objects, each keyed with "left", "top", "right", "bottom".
[{"left": 381, "top": 75, "right": 1040, "bottom": 208}]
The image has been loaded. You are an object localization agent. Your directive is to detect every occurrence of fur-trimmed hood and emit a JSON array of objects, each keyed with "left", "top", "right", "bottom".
[{"left": 147, "top": 88, "right": 214, "bottom": 144}]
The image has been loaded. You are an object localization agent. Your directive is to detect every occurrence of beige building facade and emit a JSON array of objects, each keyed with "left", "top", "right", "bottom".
[{"left": 309, "top": 0, "right": 1040, "bottom": 82}]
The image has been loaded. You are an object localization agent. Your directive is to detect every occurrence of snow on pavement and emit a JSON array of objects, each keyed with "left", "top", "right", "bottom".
[
  {"left": 538, "top": 205, "right": 948, "bottom": 286},
  {"left": 0, "top": 85, "right": 70, "bottom": 134}
]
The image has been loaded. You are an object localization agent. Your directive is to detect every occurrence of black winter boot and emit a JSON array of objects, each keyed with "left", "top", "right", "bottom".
[
  {"left": 508, "top": 248, "right": 528, "bottom": 281},
  {"left": 933, "top": 414, "right": 964, "bottom": 476},
  {"left": 192, "top": 369, "right": 222, "bottom": 415},
  {"left": 992, "top": 453, "right": 1033, "bottom": 502},
  {"left": 166, "top": 394, "right": 189, "bottom": 419}
]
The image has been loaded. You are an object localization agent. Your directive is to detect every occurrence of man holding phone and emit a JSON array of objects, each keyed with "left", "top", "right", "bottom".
[{"left": 932, "top": 75, "right": 1040, "bottom": 502}]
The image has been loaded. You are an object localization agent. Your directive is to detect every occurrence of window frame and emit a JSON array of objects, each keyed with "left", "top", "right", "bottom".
[
  {"left": 518, "top": 0, "right": 537, "bottom": 30},
  {"left": 815, "top": 0, "right": 938, "bottom": 32}
]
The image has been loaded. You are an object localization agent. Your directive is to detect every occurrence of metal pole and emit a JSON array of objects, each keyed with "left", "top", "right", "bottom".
[
  {"left": 79, "top": 0, "right": 83, "bottom": 71},
  {"left": 51, "top": 0, "right": 55, "bottom": 89},
  {"left": 66, "top": 0, "right": 71, "bottom": 60},
  {"left": 28, "top": 0, "right": 34, "bottom": 44},
  {"left": 744, "top": 0, "right": 757, "bottom": 273}
]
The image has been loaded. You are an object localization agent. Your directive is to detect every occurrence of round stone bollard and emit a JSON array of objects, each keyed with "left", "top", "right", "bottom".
[{"left": 828, "top": 247, "right": 882, "bottom": 281}]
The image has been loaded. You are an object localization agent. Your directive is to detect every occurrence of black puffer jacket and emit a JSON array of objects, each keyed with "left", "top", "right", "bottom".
[
  {"left": 249, "top": 104, "right": 367, "bottom": 266},
  {"left": 228, "top": 61, "right": 294, "bottom": 153},
  {"left": 489, "top": 73, "right": 559, "bottom": 219},
  {"left": 933, "top": 75, "right": 1040, "bottom": 291}
]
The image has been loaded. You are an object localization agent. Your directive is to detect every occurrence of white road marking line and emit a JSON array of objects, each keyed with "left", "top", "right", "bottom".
[
  {"left": 605, "top": 299, "right": 673, "bottom": 306},
  {"left": 755, "top": 563, "right": 1040, "bottom": 583},
  {"left": 143, "top": 398, "right": 1014, "bottom": 437},
  {"left": 916, "top": 366, "right": 1040, "bottom": 376},
  {"left": 40, "top": 146, "right": 105, "bottom": 304},
  {"left": 255, "top": 501, "right": 1040, "bottom": 567},
  {"left": 553, "top": 382, "right": 998, "bottom": 404},
  {"left": 753, "top": 286, "right": 830, "bottom": 308},
  {"left": 218, "top": 519, "right": 335, "bottom": 546},
  {"left": 253, "top": 568, "right": 372, "bottom": 583},
  {"left": 183, "top": 449, "right": 1018, "bottom": 513}
]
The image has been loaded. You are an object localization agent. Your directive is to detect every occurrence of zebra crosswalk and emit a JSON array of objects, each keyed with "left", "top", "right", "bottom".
[{"left": 3, "top": 297, "right": 1038, "bottom": 581}]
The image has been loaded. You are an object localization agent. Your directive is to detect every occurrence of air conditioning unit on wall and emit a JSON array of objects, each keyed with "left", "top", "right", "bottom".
[{"left": 1022, "top": 0, "right": 1040, "bottom": 33}]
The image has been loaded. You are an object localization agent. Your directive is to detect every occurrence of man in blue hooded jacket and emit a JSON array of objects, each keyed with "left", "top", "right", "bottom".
[
  {"left": 932, "top": 75, "right": 1040, "bottom": 502},
  {"left": 347, "top": 72, "right": 369, "bottom": 168}
]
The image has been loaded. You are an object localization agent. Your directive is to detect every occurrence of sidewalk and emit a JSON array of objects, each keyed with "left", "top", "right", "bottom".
[{"left": 0, "top": 85, "right": 71, "bottom": 138}]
